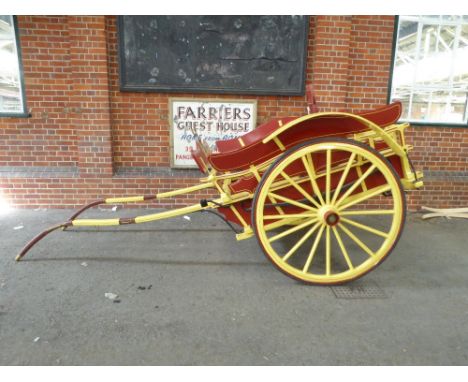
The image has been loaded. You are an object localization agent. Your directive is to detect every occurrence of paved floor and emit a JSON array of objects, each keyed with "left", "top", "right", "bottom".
[{"left": 0, "top": 207, "right": 467, "bottom": 365}]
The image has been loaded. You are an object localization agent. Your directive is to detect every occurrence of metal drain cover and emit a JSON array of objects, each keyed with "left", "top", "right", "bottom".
[{"left": 331, "top": 280, "right": 387, "bottom": 299}]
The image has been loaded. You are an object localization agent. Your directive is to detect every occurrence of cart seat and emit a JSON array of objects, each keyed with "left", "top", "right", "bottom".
[
  {"left": 214, "top": 116, "right": 298, "bottom": 154},
  {"left": 192, "top": 101, "right": 402, "bottom": 174}
]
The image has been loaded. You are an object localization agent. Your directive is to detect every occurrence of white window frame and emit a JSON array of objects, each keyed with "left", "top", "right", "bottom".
[
  {"left": 0, "top": 15, "right": 28, "bottom": 117},
  {"left": 389, "top": 15, "right": 468, "bottom": 126}
]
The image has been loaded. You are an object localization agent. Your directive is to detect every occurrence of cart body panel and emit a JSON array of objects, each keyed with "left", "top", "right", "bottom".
[{"left": 203, "top": 101, "right": 402, "bottom": 173}]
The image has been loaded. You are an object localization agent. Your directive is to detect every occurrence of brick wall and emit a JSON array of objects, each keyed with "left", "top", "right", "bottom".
[
  {"left": 105, "top": 16, "right": 314, "bottom": 169},
  {"left": 346, "top": 15, "right": 395, "bottom": 112},
  {"left": 0, "top": 15, "right": 467, "bottom": 210},
  {"left": 0, "top": 16, "right": 77, "bottom": 167}
]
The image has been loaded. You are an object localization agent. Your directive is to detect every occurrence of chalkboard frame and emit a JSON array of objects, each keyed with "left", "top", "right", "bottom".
[{"left": 117, "top": 16, "right": 309, "bottom": 96}]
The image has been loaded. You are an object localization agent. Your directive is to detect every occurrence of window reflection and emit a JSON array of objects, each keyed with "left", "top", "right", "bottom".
[
  {"left": 0, "top": 15, "right": 25, "bottom": 115},
  {"left": 390, "top": 15, "right": 468, "bottom": 124}
]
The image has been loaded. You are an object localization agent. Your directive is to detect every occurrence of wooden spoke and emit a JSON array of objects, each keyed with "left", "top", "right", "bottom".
[
  {"left": 338, "top": 184, "right": 391, "bottom": 211},
  {"left": 325, "top": 149, "right": 331, "bottom": 204},
  {"left": 269, "top": 218, "right": 319, "bottom": 243},
  {"left": 335, "top": 164, "right": 377, "bottom": 207},
  {"left": 302, "top": 224, "right": 325, "bottom": 273},
  {"left": 263, "top": 213, "right": 317, "bottom": 220},
  {"left": 283, "top": 221, "right": 322, "bottom": 262},
  {"left": 340, "top": 209, "right": 394, "bottom": 216},
  {"left": 340, "top": 217, "right": 389, "bottom": 238},
  {"left": 358, "top": 168, "right": 368, "bottom": 191},
  {"left": 266, "top": 194, "right": 285, "bottom": 216},
  {"left": 331, "top": 152, "right": 356, "bottom": 205},
  {"left": 338, "top": 223, "right": 376, "bottom": 259},
  {"left": 280, "top": 171, "right": 321, "bottom": 209},
  {"left": 355, "top": 155, "right": 368, "bottom": 192},
  {"left": 301, "top": 154, "right": 325, "bottom": 205},
  {"left": 264, "top": 216, "right": 309, "bottom": 232},
  {"left": 268, "top": 192, "right": 316, "bottom": 211},
  {"left": 325, "top": 226, "right": 331, "bottom": 276},
  {"left": 332, "top": 226, "right": 354, "bottom": 270}
]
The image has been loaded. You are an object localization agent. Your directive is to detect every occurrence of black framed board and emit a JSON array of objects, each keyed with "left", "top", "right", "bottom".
[{"left": 118, "top": 16, "right": 309, "bottom": 95}]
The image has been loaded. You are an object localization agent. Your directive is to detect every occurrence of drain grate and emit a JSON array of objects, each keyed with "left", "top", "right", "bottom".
[{"left": 331, "top": 280, "right": 387, "bottom": 299}]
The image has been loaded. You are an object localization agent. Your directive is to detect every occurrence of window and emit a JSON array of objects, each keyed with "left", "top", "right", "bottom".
[
  {"left": 389, "top": 15, "right": 468, "bottom": 126},
  {"left": 0, "top": 15, "right": 27, "bottom": 117}
]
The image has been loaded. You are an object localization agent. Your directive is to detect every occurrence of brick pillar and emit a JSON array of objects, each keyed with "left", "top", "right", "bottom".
[
  {"left": 311, "top": 16, "right": 352, "bottom": 112},
  {"left": 69, "top": 16, "right": 113, "bottom": 177}
]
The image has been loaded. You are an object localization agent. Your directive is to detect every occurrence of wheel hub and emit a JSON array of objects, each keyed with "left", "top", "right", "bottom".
[{"left": 318, "top": 206, "right": 340, "bottom": 226}]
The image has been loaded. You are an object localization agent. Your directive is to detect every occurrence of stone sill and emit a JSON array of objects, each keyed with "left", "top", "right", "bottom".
[
  {"left": 0, "top": 166, "right": 202, "bottom": 179},
  {"left": 0, "top": 166, "right": 466, "bottom": 182}
]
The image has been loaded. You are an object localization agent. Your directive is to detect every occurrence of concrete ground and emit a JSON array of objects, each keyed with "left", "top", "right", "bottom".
[{"left": 0, "top": 206, "right": 467, "bottom": 365}]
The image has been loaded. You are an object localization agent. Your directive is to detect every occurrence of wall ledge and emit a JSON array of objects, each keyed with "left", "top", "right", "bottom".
[
  {"left": 114, "top": 166, "right": 202, "bottom": 178},
  {"left": 0, "top": 166, "right": 78, "bottom": 178}
]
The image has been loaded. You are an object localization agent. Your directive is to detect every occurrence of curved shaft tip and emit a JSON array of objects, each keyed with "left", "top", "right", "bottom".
[{"left": 16, "top": 222, "right": 71, "bottom": 261}]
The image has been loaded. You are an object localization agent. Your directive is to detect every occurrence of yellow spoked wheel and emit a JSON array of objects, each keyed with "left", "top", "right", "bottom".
[{"left": 252, "top": 138, "right": 406, "bottom": 285}]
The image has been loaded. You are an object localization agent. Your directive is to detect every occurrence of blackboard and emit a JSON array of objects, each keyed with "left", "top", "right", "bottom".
[{"left": 118, "top": 16, "right": 309, "bottom": 95}]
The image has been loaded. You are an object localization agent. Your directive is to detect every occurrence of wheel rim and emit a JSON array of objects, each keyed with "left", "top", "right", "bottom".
[{"left": 253, "top": 139, "right": 405, "bottom": 284}]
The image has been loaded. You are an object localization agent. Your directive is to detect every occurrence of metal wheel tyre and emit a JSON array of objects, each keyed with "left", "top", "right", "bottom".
[{"left": 252, "top": 138, "right": 406, "bottom": 285}]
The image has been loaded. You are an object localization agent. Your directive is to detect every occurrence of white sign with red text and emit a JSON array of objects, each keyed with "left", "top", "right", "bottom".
[{"left": 169, "top": 98, "right": 257, "bottom": 168}]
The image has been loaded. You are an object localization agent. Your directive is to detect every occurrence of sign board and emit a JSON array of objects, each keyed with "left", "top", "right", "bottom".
[
  {"left": 118, "top": 16, "right": 309, "bottom": 95},
  {"left": 169, "top": 98, "right": 257, "bottom": 168}
]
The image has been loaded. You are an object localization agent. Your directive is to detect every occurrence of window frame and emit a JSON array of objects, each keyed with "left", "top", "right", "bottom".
[
  {"left": 387, "top": 15, "right": 468, "bottom": 128},
  {"left": 0, "top": 15, "right": 28, "bottom": 118}
]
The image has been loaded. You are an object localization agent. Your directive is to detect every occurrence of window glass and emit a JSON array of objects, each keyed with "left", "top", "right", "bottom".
[
  {"left": 0, "top": 15, "right": 26, "bottom": 116},
  {"left": 390, "top": 15, "right": 468, "bottom": 125}
]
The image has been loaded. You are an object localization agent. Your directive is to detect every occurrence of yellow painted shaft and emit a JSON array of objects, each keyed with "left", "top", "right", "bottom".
[
  {"left": 71, "top": 194, "right": 238, "bottom": 227},
  {"left": 71, "top": 203, "right": 205, "bottom": 227},
  {"left": 101, "top": 182, "right": 214, "bottom": 205},
  {"left": 105, "top": 196, "right": 145, "bottom": 204},
  {"left": 135, "top": 204, "right": 204, "bottom": 224},
  {"left": 72, "top": 218, "right": 120, "bottom": 226},
  {"left": 157, "top": 182, "right": 213, "bottom": 199}
]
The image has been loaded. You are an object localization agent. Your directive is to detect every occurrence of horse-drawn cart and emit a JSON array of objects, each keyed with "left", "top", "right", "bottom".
[{"left": 17, "top": 101, "right": 423, "bottom": 285}]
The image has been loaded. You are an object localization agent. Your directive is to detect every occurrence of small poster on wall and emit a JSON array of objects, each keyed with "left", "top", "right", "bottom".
[{"left": 169, "top": 98, "right": 257, "bottom": 168}]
